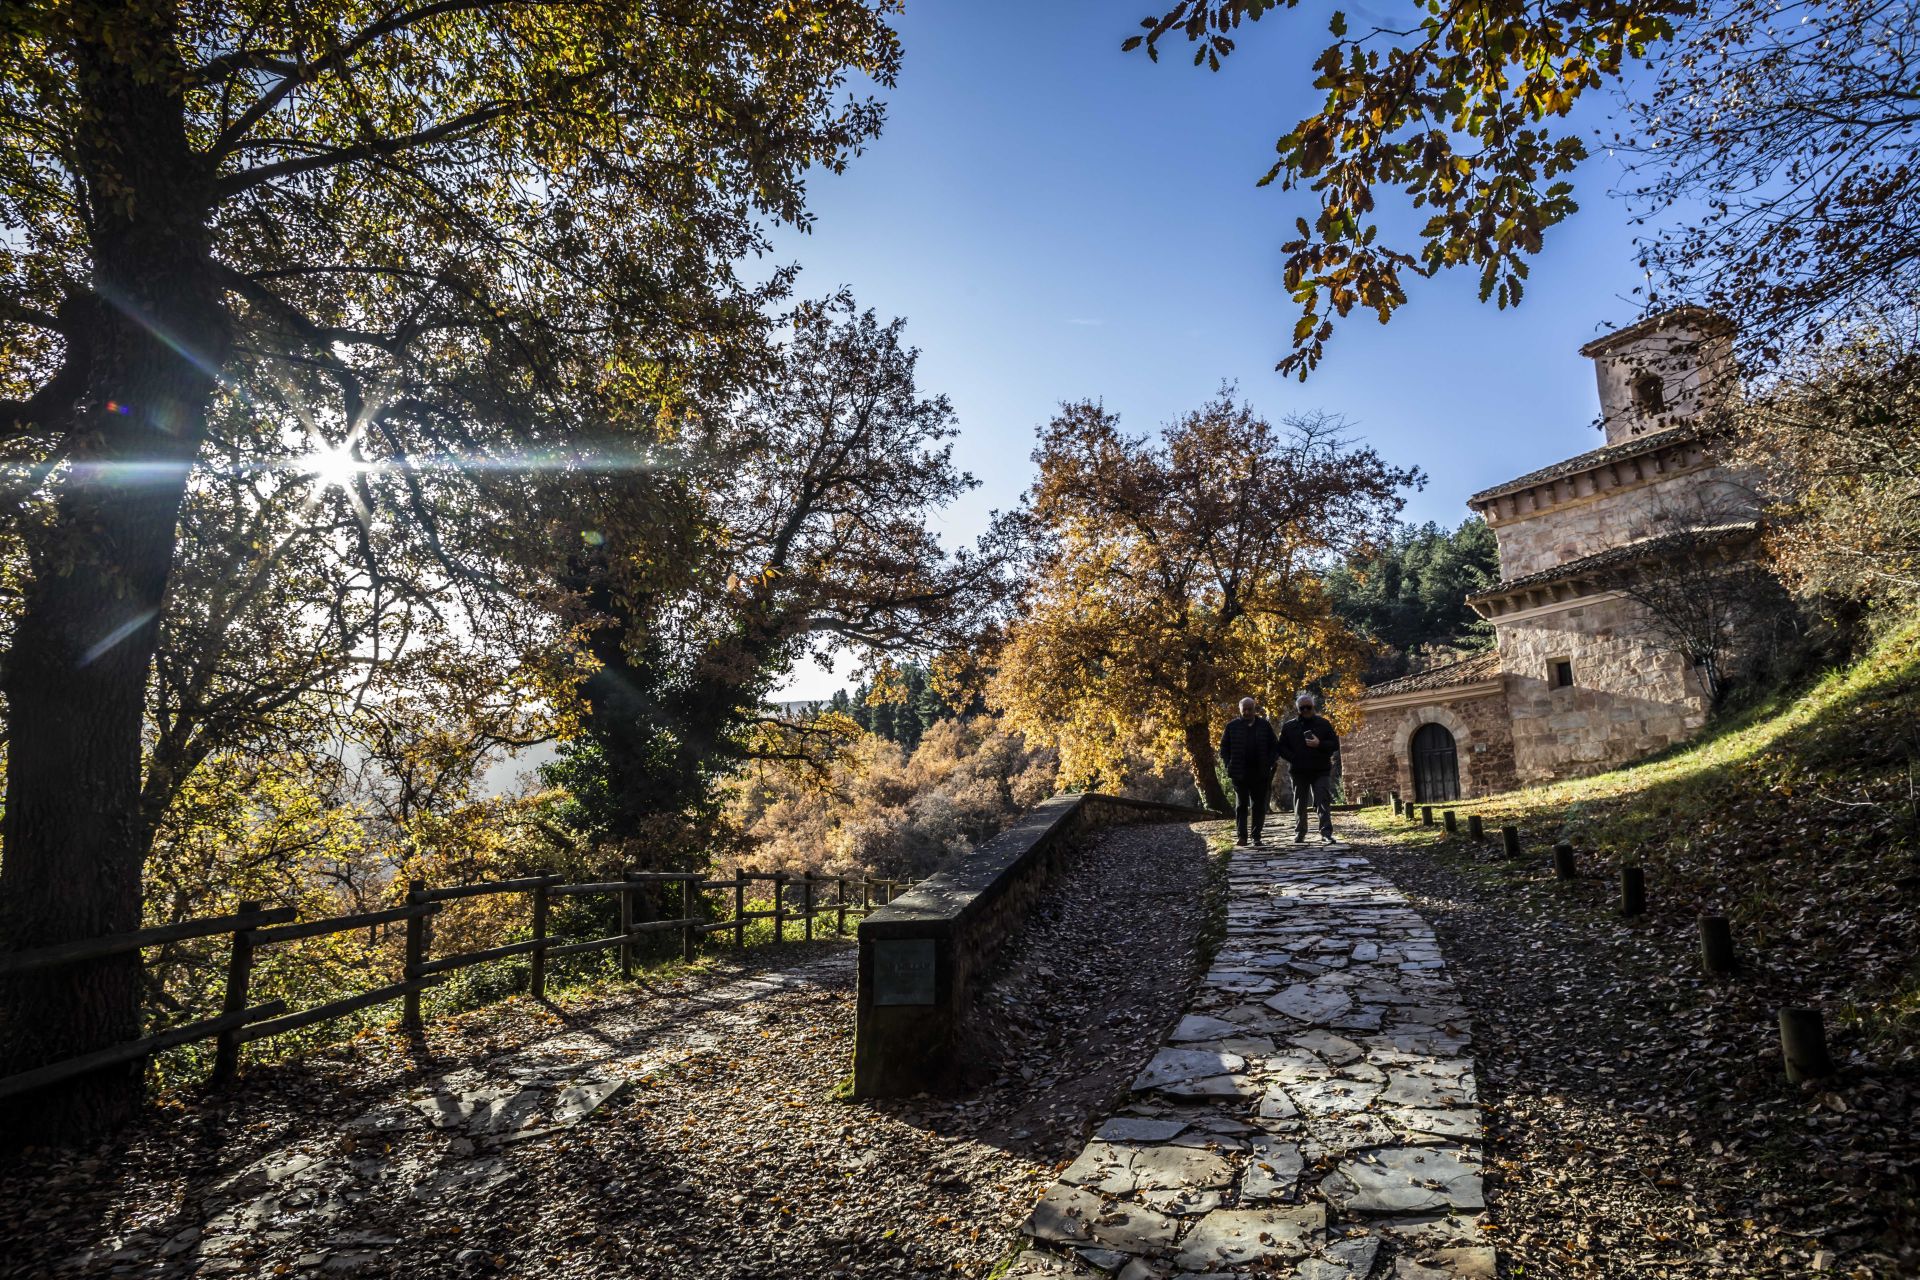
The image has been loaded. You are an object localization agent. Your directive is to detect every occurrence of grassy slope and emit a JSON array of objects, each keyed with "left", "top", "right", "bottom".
[{"left": 1369, "top": 615, "right": 1920, "bottom": 1061}]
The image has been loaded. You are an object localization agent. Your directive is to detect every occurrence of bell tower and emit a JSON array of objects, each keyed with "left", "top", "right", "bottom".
[{"left": 1578, "top": 307, "right": 1735, "bottom": 444}]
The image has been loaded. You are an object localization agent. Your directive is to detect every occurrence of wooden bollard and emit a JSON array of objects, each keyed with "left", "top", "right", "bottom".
[
  {"left": 1620, "top": 864, "right": 1646, "bottom": 917},
  {"left": 1501, "top": 825, "right": 1521, "bottom": 858},
  {"left": 1779, "top": 1008, "right": 1835, "bottom": 1082},
  {"left": 1699, "top": 914, "right": 1736, "bottom": 975},
  {"left": 1392, "top": 795, "right": 1403, "bottom": 816},
  {"left": 1443, "top": 809, "right": 1458, "bottom": 834},
  {"left": 1407, "top": 805, "right": 1420, "bottom": 825},
  {"left": 1553, "top": 840, "right": 1577, "bottom": 880},
  {"left": 1467, "top": 814, "right": 1484, "bottom": 841},
  {"left": 1421, "top": 805, "right": 1434, "bottom": 826}
]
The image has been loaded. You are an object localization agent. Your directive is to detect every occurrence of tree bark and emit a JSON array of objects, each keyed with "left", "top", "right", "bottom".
[
  {"left": 1184, "top": 721, "right": 1229, "bottom": 813},
  {"left": 0, "top": 11, "right": 229, "bottom": 1145}
]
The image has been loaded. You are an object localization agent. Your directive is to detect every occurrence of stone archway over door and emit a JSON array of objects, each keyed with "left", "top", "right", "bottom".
[{"left": 1411, "top": 722, "right": 1461, "bottom": 802}]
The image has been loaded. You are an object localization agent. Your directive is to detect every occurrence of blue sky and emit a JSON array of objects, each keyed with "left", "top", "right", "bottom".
[{"left": 772, "top": 0, "right": 1655, "bottom": 698}]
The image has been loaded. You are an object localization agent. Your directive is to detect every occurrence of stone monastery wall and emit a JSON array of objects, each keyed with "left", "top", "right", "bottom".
[
  {"left": 1344, "top": 685, "right": 1518, "bottom": 801},
  {"left": 1487, "top": 460, "right": 1759, "bottom": 581},
  {"left": 1497, "top": 593, "right": 1709, "bottom": 782}
]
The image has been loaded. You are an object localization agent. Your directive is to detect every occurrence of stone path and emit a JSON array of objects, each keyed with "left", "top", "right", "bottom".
[
  {"left": 52, "top": 958, "right": 844, "bottom": 1277},
  {"left": 1008, "top": 839, "right": 1493, "bottom": 1280}
]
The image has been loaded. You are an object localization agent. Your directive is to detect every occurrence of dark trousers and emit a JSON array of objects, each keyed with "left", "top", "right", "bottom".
[
  {"left": 1232, "top": 771, "right": 1271, "bottom": 842},
  {"left": 1293, "top": 771, "right": 1334, "bottom": 838}
]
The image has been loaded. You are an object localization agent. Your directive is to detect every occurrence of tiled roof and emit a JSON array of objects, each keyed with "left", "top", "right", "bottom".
[
  {"left": 1468, "top": 423, "right": 1708, "bottom": 506},
  {"left": 1577, "top": 306, "right": 1733, "bottom": 358},
  {"left": 1468, "top": 521, "right": 1761, "bottom": 600},
  {"left": 1360, "top": 648, "right": 1502, "bottom": 700}
]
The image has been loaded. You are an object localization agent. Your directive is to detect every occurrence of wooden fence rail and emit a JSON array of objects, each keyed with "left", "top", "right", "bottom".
[{"left": 0, "top": 867, "right": 913, "bottom": 1105}]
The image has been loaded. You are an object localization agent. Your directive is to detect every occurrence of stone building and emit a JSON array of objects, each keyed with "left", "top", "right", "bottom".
[{"left": 1342, "top": 308, "right": 1765, "bottom": 802}]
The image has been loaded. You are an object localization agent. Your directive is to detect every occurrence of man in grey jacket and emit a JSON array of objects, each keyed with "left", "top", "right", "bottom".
[{"left": 1277, "top": 690, "right": 1340, "bottom": 843}]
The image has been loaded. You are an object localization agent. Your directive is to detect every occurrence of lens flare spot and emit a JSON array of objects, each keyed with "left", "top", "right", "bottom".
[{"left": 307, "top": 446, "right": 365, "bottom": 490}]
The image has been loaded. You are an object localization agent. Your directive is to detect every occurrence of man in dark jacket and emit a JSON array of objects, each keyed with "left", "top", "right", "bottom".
[
  {"left": 1219, "top": 696, "right": 1279, "bottom": 847},
  {"left": 1278, "top": 690, "right": 1340, "bottom": 843}
]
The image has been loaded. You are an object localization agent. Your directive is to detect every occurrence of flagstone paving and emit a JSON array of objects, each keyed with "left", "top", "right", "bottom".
[{"left": 1008, "top": 841, "right": 1494, "bottom": 1280}]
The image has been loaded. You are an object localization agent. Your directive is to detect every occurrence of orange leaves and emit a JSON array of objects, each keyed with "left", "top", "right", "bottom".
[{"left": 1124, "top": 0, "right": 1685, "bottom": 375}]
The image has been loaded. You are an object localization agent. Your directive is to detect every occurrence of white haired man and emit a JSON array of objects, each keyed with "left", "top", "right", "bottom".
[
  {"left": 1218, "top": 696, "right": 1280, "bottom": 847},
  {"left": 1278, "top": 690, "right": 1341, "bottom": 843}
]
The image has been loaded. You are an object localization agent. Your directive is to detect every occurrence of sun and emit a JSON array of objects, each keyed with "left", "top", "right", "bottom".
[{"left": 307, "top": 445, "right": 366, "bottom": 490}]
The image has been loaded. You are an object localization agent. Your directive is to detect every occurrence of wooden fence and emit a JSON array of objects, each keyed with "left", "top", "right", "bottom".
[{"left": 0, "top": 867, "right": 910, "bottom": 1104}]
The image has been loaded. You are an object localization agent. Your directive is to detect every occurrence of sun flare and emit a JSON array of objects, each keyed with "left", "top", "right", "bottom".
[{"left": 307, "top": 446, "right": 365, "bottom": 490}]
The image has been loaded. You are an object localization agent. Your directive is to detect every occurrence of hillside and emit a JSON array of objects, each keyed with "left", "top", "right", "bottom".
[{"left": 1354, "top": 618, "right": 1920, "bottom": 1274}]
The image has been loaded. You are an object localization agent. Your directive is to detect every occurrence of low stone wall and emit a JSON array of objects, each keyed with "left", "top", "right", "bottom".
[{"left": 852, "top": 792, "right": 1212, "bottom": 1098}]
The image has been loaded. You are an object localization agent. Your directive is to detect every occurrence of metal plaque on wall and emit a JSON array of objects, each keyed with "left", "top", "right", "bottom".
[{"left": 873, "top": 938, "right": 937, "bottom": 1006}]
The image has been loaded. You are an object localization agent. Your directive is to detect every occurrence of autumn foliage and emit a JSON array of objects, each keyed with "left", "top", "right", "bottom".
[{"left": 991, "top": 392, "right": 1417, "bottom": 811}]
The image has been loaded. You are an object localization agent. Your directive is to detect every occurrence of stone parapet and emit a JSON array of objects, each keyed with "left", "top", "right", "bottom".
[{"left": 852, "top": 792, "right": 1212, "bottom": 1098}]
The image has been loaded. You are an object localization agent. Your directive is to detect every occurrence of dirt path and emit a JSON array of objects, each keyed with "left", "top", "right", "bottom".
[
  {"left": 1354, "top": 815, "right": 1917, "bottom": 1279},
  {"left": 0, "top": 820, "right": 1212, "bottom": 1280}
]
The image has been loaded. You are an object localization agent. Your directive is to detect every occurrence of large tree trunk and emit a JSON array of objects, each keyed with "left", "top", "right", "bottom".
[
  {"left": 0, "top": 11, "right": 228, "bottom": 1145},
  {"left": 1184, "top": 721, "right": 1230, "bottom": 813}
]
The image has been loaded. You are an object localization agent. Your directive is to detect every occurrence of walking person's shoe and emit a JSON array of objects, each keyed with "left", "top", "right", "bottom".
[
  {"left": 1252, "top": 833, "right": 1266, "bottom": 848},
  {"left": 1294, "top": 831, "right": 1307, "bottom": 844},
  {"left": 1236, "top": 833, "right": 1248, "bottom": 847},
  {"left": 1321, "top": 832, "right": 1337, "bottom": 844}
]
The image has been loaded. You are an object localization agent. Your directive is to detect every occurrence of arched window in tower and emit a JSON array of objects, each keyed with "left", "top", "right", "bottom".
[{"left": 1631, "top": 371, "right": 1666, "bottom": 415}]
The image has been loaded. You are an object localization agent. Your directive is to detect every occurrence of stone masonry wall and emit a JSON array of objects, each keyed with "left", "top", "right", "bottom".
[
  {"left": 1345, "top": 688, "right": 1518, "bottom": 803},
  {"left": 1496, "top": 593, "right": 1709, "bottom": 783},
  {"left": 1490, "top": 462, "right": 1761, "bottom": 581},
  {"left": 1592, "top": 318, "right": 1736, "bottom": 444}
]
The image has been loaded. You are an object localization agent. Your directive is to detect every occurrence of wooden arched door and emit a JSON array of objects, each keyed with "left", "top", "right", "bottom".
[{"left": 1411, "top": 723, "right": 1460, "bottom": 802}]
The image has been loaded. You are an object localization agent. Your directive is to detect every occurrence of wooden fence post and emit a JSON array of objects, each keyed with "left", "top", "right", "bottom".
[
  {"left": 803, "top": 872, "right": 815, "bottom": 942},
  {"left": 1779, "top": 1008, "right": 1834, "bottom": 1082},
  {"left": 1699, "top": 914, "right": 1736, "bottom": 975},
  {"left": 1620, "top": 865, "right": 1646, "bottom": 917},
  {"left": 681, "top": 875, "right": 696, "bottom": 963},
  {"left": 403, "top": 880, "right": 427, "bottom": 1029},
  {"left": 211, "top": 900, "right": 260, "bottom": 1086},
  {"left": 836, "top": 876, "right": 848, "bottom": 935},
  {"left": 619, "top": 869, "right": 635, "bottom": 980},
  {"left": 1467, "top": 814, "right": 1484, "bottom": 841},
  {"left": 1392, "top": 795, "right": 1403, "bottom": 816},
  {"left": 1421, "top": 805, "right": 1434, "bottom": 826},
  {"left": 1501, "top": 825, "right": 1522, "bottom": 858},
  {"left": 733, "top": 869, "right": 746, "bottom": 950},
  {"left": 1443, "top": 809, "right": 1458, "bottom": 834},
  {"left": 773, "top": 872, "right": 787, "bottom": 943},
  {"left": 531, "top": 881, "right": 550, "bottom": 999}
]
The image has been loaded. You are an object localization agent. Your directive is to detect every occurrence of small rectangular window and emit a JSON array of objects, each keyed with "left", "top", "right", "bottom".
[{"left": 1550, "top": 659, "right": 1575, "bottom": 689}]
